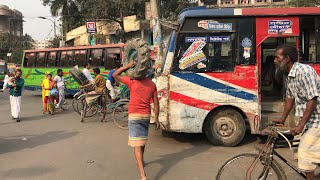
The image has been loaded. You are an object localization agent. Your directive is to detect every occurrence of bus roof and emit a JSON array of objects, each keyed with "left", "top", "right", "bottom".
[
  {"left": 178, "top": 6, "right": 320, "bottom": 24},
  {"left": 24, "top": 43, "right": 126, "bottom": 53}
]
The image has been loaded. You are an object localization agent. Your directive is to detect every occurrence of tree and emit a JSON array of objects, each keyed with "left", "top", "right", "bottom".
[
  {"left": 0, "top": 33, "right": 34, "bottom": 63},
  {"left": 289, "top": 0, "right": 320, "bottom": 6},
  {"left": 42, "top": 0, "right": 83, "bottom": 36},
  {"left": 160, "top": 0, "right": 197, "bottom": 20},
  {"left": 48, "top": 36, "right": 60, "bottom": 48},
  {"left": 77, "top": 0, "right": 147, "bottom": 31}
]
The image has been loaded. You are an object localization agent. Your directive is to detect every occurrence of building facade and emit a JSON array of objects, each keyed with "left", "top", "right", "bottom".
[
  {"left": 0, "top": 4, "right": 23, "bottom": 36},
  {"left": 200, "top": 0, "right": 288, "bottom": 7},
  {"left": 33, "top": 39, "right": 51, "bottom": 49}
]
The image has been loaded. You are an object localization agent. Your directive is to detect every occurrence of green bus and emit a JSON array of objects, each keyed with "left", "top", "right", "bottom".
[{"left": 22, "top": 44, "right": 126, "bottom": 95}]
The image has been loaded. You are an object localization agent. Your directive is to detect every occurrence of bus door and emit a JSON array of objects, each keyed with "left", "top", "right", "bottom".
[{"left": 256, "top": 17, "right": 300, "bottom": 130}]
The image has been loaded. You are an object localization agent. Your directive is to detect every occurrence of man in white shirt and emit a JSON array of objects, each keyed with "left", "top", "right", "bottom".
[
  {"left": 1, "top": 71, "right": 9, "bottom": 92},
  {"left": 82, "top": 63, "right": 94, "bottom": 83},
  {"left": 54, "top": 69, "right": 66, "bottom": 110}
]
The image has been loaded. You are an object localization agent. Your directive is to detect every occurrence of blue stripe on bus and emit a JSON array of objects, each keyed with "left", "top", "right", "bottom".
[{"left": 172, "top": 73, "right": 256, "bottom": 101}]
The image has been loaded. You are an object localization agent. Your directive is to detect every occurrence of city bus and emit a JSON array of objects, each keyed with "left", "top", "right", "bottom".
[
  {"left": 21, "top": 44, "right": 126, "bottom": 95},
  {"left": 155, "top": 6, "right": 320, "bottom": 146}
]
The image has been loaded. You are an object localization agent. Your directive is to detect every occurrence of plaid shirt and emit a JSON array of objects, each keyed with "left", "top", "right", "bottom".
[{"left": 286, "top": 62, "right": 320, "bottom": 129}]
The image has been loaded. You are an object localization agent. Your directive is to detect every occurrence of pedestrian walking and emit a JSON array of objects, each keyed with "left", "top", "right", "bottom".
[
  {"left": 41, "top": 71, "right": 49, "bottom": 108},
  {"left": 1, "top": 71, "right": 9, "bottom": 92},
  {"left": 42, "top": 74, "right": 56, "bottom": 114},
  {"left": 113, "top": 61, "right": 160, "bottom": 180},
  {"left": 54, "top": 69, "right": 66, "bottom": 111},
  {"left": 7, "top": 69, "right": 24, "bottom": 122},
  {"left": 273, "top": 44, "right": 320, "bottom": 180}
]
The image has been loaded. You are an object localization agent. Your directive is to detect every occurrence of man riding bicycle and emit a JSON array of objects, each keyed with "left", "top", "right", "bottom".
[
  {"left": 274, "top": 45, "right": 320, "bottom": 180},
  {"left": 80, "top": 67, "right": 106, "bottom": 95}
]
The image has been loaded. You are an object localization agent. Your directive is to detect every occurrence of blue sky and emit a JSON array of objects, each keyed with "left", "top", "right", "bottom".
[{"left": 0, "top": 0, "right": 58, "bottom": 40}]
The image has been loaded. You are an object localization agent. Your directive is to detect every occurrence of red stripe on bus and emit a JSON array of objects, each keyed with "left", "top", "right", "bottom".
[
  {"left": 205, "top": 66, "right": 258, "bottom": 91},
  {"left": 242, "top": 7, "right": 320, "bottom": 16},
  {"left": 170, "top": 91, "right": 219, "bottom": 111}
]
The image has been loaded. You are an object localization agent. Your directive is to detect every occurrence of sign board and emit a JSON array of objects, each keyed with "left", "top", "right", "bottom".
[
  {"left": 268, "top": 20, "right": 293, "bottom": 34},
  {"left": 198, "top": 20, "right": 233, "bottom": 31},
  {"left": 7, "top": 53, "right": 12, "bottom": 57},
  {"left": 86, "top": 21, "right": 97, "bottom": 34}
]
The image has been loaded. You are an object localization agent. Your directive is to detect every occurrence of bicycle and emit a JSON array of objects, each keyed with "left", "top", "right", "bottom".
[
  {"left": 111, "top": 99, "right": 129, "bottom": 129},
  {"left": 216, "top": 125, "right": 313, "bottom": 180},
  {"left": 80, "top": 92, "right": 110, "bottom": 122}
]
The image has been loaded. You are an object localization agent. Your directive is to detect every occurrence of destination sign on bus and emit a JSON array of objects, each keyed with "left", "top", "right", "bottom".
[
  {"left": 185, "top": 36, "right": 231, "bottom": 43},
  {"left": 198, "top": 20, "right": 233, "bottom": 31},
  {"left": 268, "top": 20, "right": 293, "bottom": 34}
]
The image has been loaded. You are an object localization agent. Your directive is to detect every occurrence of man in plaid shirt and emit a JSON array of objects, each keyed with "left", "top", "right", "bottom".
[{"left": 274, "top": 44, "right": 320, "bottom": 180}]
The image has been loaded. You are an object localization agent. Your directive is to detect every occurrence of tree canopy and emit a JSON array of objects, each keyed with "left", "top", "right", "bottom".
[
  {"left": 0, "top": 33, "right": 34, "bottom": 63},
  {"left": 41, "top": 0, "right": 195, "bottom": 35},
  {"left": 289, "top": 0, "right": 320, "bottom": 6}
]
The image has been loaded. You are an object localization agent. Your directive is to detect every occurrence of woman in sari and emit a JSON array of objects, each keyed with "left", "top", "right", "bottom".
[{"left": 42, "top": 74, "right": 56, "bottom": 114}]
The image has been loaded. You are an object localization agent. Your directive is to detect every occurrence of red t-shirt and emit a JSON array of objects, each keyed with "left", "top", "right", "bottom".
[{"left": 122, "top": 76, "right": 157, "bottom": 115}]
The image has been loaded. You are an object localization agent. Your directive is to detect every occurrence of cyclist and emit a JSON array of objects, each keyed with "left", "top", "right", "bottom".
[
  {"left": 80, "top": 67, "right": 106, "bottom": 95},
  {"left": 106, "top": 63, "right": 121, "bottom": 102},
  {"left": 82, "top": 63, "right": 94, "bottom": 84},
  {"left": 273, "top": 44, "right": 320, "bottom": 180}
]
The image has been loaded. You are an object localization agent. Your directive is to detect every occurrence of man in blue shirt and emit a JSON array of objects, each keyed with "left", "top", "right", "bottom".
[
  {"left": 106, "top": 66, "right": 120, "bottom": 102},
  {"left": 7, "top": 69, "right": 24, "bottom": 122}
]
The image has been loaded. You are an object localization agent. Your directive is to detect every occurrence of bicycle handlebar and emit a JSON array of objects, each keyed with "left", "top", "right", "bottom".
[{"left": 268, "top": 125, "right": 293, "bottom": 152}]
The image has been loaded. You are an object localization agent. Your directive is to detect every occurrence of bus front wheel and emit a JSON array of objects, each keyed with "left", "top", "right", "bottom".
[{"left": 204, "top": 109, "right": 245, "bottom": 147}]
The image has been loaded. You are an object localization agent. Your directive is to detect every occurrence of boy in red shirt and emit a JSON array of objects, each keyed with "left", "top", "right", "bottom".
[{"left": 113, "top": 61, "right": 160, "bottom": 180}]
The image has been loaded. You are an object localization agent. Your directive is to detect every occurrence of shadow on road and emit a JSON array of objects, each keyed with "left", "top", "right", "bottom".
[
  {"left": 147, "top": 130, "right": 259, "bottom": 179},
  {"left": 0, "top": 165, "right": 58, "bottom": 179},
  {"left": 0, "top": 131, "right": 78, "bottom": 155},
  {"left": 147, "top": 132, "right": 211, "bottom": 179}
]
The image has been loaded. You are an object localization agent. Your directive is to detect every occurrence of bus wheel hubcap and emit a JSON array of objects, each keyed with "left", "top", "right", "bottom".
[{"left": 215, "top": 117, "right": 235, "bottom": 137}]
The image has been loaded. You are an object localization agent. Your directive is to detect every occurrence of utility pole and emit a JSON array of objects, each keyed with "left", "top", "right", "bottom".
[{"left": 150, "top": 0, "right": 163, "bottom": 75}]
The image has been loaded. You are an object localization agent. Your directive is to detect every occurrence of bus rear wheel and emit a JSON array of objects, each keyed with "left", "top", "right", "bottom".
[{"left": 204, "top": 109, "right": 245, "bottom": 147}]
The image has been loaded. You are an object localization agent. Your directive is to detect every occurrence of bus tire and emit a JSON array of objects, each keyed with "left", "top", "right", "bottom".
[
  {"left": 123, "top": 38, "right": 151, "bottom": 79},
  {"left": 204, "top": 109, "right": 245, "bottom": 147}
]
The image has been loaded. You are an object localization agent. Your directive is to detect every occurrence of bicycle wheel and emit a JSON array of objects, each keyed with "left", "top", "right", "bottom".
[
  {"left": 77, "top": 95, "right": 98, "bottom": 117},
  {"left": 72, "top": 97, "right": 79, "bottom": 112},
  {"left": 216, "top": 153, "right": 286, "bottom": 180},
  {"left": 112, "top": 101, "right": 129, "bottom": 129}
]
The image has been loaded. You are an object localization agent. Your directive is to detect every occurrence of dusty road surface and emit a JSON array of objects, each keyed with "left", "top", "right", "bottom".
[{"left": 0, "top": 91, "right": 304, "bottom": 180}]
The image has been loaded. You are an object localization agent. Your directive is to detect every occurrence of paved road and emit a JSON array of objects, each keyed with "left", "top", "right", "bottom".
[{"left": 0, "top": 91, "right": 304, "bottom": 180}]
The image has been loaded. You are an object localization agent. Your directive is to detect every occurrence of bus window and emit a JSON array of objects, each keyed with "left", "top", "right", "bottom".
[
  {"left": 60, "top": 50, "right": 73, "bottom": 67},
  {"left": 91, "top": 49, "right": 104, "bottom": 67},
  {"left": 105, "top": 54, "right": 121, "bottom": 70},
  {"left": 36, "top": 52, "right": 46, "bottom": 67},
  {"left": 74, "top": 50, "right": 87, "bottom": 67},
  {"left": 47, "top": 52, "right": 57, "bottom": 67},
  {"left": 105, "top": 48, "right": 121, "bottom": 69},
  {"left": 24, "top": 53, "right": 35, "bottom": 67},
  {"left": 174, "top": 33, "right": 236, "bottom": 72}
]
